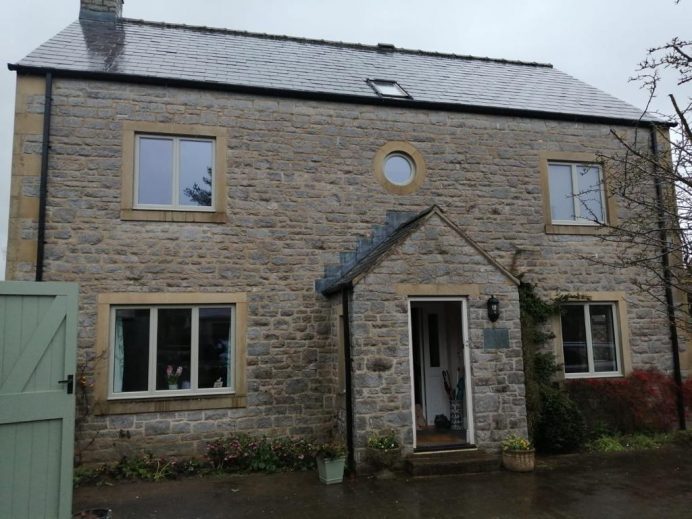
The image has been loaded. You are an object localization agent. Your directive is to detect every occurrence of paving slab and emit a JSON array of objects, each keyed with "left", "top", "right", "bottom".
[{"left": 74, "top": 445, "right": 692, "bottom": 518}]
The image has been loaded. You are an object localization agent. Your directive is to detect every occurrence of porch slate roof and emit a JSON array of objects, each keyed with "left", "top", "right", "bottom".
[
  {"left": 9, "top": 18, "right": 664, "bottom": 125},
  {"left": 316, "top": 206, "right": 519, "bottom": 296}
]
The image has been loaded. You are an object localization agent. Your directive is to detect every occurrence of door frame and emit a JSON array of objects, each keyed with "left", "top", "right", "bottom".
[{"left": 407, "top": 296, "right": 474, "bottom": 449}]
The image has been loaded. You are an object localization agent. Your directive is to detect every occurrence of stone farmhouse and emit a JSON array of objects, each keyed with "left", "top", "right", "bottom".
[{"left": 6, "top": 0, "right": 687, "bottom": 466}]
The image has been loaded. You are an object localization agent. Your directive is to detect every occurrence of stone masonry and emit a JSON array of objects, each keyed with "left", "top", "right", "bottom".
[
  {"left": 6, "top": 76, "right": 679, "bottom": 463},
  {"left": 346, "top": 212, "right": 524, "bottom": 461}
]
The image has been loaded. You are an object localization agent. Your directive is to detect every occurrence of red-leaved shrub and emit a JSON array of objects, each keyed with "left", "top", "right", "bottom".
[
  {"left": 567, "top": 370, "right": 679, "bottom": 434},
  {"left": 684, "top": 378, "right": 692, "bottom": 418}
]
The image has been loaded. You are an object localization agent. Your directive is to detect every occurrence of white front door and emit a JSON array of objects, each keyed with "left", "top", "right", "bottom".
[{"left": 418, "top": 305, "right": 449, "bottom": 425}]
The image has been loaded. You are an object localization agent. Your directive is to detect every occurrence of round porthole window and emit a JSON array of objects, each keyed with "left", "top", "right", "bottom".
[
  {"left": 374, "top": 141, "right": 426, "bottom": 194},
  {"left": 383, "top": 153, "right": 415, "bottom": 186}
]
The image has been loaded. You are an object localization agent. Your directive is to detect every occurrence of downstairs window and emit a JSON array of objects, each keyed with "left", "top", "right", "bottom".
[
  {"left": 110, "top": 305, "right": 235, "bottom": 398},
  {"left": 560, "top": 303, "right": 621, "bottom": 377}
]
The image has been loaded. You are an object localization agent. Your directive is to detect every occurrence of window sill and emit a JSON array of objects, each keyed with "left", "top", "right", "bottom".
[
  {"left": 94, "top": 392, "right": 246, "bottom": 415},
  {"left": 564, "top": 372, "right": 623, "bottom": 380},
  {"left": 545, "top": 223, "right": 606, "bottom": 236},
  {"left": 120, "top": 209, "right": 227, "bottom": 224}
]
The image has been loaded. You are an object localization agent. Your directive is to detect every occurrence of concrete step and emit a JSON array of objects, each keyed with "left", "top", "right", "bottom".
[{"left": 405, "top": 449, "right": 500, "bottom": 477}]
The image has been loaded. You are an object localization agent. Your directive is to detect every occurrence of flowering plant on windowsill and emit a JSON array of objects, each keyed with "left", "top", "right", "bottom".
[
  {"left": 166, "top": 365, "right": 183, "bottom": 385},
  {"left": 501, "top": 434, "right": 533, "bottom": 452}
]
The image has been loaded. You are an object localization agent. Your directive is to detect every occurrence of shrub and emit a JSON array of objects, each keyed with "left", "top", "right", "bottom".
[
  {"left": 367, "top": 430, "right": 400, "bottom": 450},
  {"left": 586, "top": 436, "right": 625, "bottom": 452},
  {"left": 205, "top": 434, "right": 317, "bottom": 472},
  {"left": 567, "top": 369, "right": 678, "bottom": 435},
  {"left": 534, "top": 385, "right": 586, "bottom": 453}
]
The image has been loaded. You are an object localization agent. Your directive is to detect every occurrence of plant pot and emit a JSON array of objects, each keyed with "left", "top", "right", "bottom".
[
  {"left": 317, "top": 455, "right": 346, "bottom": 484},
  {"left": 168, "top": 383, "right": 178, "bottom": 390},
  {"left": 366, "top": 447, "right": 401, "bottom": 469},
  {"left": 502, "top": 449, "right": 535, "bottom": 472}
]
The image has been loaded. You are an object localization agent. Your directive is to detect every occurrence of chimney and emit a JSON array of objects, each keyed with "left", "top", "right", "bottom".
[{"left": 79, "top": 0, "right": 124, "bottom": 21}]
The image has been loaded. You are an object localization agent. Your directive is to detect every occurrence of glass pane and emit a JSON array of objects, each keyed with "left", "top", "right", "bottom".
[
  {"left": 137, "top": 137, "right": 173, "bottom": 205},
  {"left": 561, "top": 306, "right": 588, "bottom": 373},
  {"left": 428, "top": 314, "right": 440, "bottom": 368},
  {"left": 384, "top": 154, "right": 414, "bottom": 185},
  {"left": 113, "top": 309, "right": 149, "bottom": 393},
  {"left": 577, "top": 165, "right": 604, "bottom": 222},
  {"left": 373, "top": 81, "right": 407, "bottom": 97},
  {"left": 590, "top": 305, "right": 617, "bottom": 372},
  {"left": 156, "top": 308, "right": 192, "bottom": 390},
  {"left": 180, "top": 140, "right": 213, "bottom": 207},
  {"left": 549, "top": 164, "right": 575, "bottom": 221},
  {"left": 198, "top": 307, "right": 233, "bottom": 389}
]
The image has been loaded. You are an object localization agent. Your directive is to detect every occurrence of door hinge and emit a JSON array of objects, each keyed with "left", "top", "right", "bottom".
[{"left": 58, "top": 374, "right": 74, "bottom": 394}]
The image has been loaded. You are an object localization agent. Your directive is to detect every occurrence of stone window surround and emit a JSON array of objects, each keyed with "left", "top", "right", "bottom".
[
  {"left": 373, "top": 141, "right": 427, "bottom": 195},
  {"left": 93, "top": 292, "right": 247, "bottom": 415},
  {"left": 539, "top": 151, "right": 618, "bottom": 235},
  {"left": 120, "top": 121, "right": 228, "bottom": 223},
  {"left": 551, "top": 291, "right": 632, "bottom": 379}
]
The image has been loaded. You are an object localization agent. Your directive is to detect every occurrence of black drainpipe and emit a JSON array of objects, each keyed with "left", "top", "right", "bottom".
[
  {"left": 341, "top": 287, "right": 356, "bottom": 471},
  {"left": 35, "top": 72, "right": 53, "bottom": 282},
  {"left": 650, "top": 126, "right": 687, "bottom": 430}
]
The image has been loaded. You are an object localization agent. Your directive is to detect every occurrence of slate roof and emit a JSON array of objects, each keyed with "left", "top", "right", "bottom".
[{"left": 10, "top": 18, "right": 662, "bottom": 124}]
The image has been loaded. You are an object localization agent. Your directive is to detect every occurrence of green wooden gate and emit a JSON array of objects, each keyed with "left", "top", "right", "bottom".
[{"left": 0, "top": 282, "right": 78, "bottom": 519}]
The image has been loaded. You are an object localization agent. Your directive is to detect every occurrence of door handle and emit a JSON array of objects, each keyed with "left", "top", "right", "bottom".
[{"left": 58, "top": 374, "right": 74, "bottom": 394}]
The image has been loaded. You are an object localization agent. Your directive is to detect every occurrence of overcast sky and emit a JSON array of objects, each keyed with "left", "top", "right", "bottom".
[{"left": 1, "top": 0, "right": 690, "bottom": 278}]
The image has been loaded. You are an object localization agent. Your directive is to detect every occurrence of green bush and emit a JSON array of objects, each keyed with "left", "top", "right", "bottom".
[
  {"left": 534, "top": 385, "right": 586, "bottom": 453},
  {"left": 586, "top": 436, "right": 626, "bottom": 452}
]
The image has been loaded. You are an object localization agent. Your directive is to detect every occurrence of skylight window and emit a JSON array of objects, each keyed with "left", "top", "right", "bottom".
[{"left": 367, "top": 79, "right": 410, "bottom": 98}]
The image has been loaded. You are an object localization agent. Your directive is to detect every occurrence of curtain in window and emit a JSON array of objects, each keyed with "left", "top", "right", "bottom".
[{"left": 113, "top": 314, "right": 125, "bottom": 392}]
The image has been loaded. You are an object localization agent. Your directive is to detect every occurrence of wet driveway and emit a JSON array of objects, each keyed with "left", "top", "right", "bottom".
[{"left": 74, "top": 446, "right": 692, "bottom": 518}]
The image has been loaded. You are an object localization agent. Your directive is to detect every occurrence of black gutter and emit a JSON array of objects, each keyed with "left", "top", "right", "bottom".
[
  {"left": 341, "top": 287, "right": 356, "bottom": 472},
  {"left": 8, "top": 65, "right": 675, "bottom": 129},
  {"left": 650, "top": 126, "right": 687, "bottom": 430},
  {"left": 36, "top": 72, "right": 53, "bottom": 282}
]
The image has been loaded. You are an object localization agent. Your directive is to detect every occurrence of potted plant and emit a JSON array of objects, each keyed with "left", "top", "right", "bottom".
[
  {"left": 315, "top": 440, "right": 347, "bottom": 484},
  {"left": 166, "top": 365, "right": 183, "bottom": 390},
  {"left": 366, "top": 430, "right": 401, "bottom": 469},
  {"left": 501, "top": 434, "right": 535, "bottom": 472}
]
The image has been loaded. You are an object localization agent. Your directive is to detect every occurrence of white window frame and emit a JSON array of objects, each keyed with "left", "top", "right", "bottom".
[
  {"left": 561, "top": 302, "right": 622, "bottom": 379},
  {"left": 108, "top": 304, "right": 236, "bottom": 400},
  {"left": 134, "top": 134, "right": 216, "bottom": 212},
  {"left": 548, "top": 161, "right": 606, "bottom": 225}
]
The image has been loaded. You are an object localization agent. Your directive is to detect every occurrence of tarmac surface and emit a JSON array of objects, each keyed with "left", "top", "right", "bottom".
[{"left": 74, "top": 445, "right": 692, "bottom": 518}]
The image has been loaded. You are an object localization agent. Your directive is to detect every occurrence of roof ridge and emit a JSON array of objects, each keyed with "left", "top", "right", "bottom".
[{"left": 117, "top": 17, "right": 553, "bottom": 69}]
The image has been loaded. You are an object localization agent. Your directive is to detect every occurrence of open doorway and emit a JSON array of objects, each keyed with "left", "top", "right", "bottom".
[{"left": 409, "top": 298, "right": 473, "bottom": 451}]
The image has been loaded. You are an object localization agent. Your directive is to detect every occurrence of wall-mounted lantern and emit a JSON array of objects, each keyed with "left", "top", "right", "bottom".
[{"left": 487, "top": 295, "right": 500, "bottom": 322}]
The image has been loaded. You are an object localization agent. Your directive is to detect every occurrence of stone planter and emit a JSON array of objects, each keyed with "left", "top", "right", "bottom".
[
  {"left": 502, "top": 449, "right": 535, "bottom": 472},
  {"left": 366, "top": 446, "right": 401, "bottom": 469},
  {"left": 317, "top": 455, "right": 346, "bottom": 484}
]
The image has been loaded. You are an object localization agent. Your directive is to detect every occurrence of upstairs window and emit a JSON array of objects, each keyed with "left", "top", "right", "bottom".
[
  {"left": 548, "top": 162, "right": 606, "bottom": 224},
  {"left": 135, "top": 135, "right": 215, "bottom": 211}
]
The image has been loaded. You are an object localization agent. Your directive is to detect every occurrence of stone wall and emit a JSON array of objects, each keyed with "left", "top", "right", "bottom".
[{"left": 6, "top": 75, "right": 680, "bottom": 462}]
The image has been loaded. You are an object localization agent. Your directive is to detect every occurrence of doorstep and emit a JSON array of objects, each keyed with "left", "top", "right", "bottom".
[{"left": 404, "top": 449, "right": 500, "bottom": 477}]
